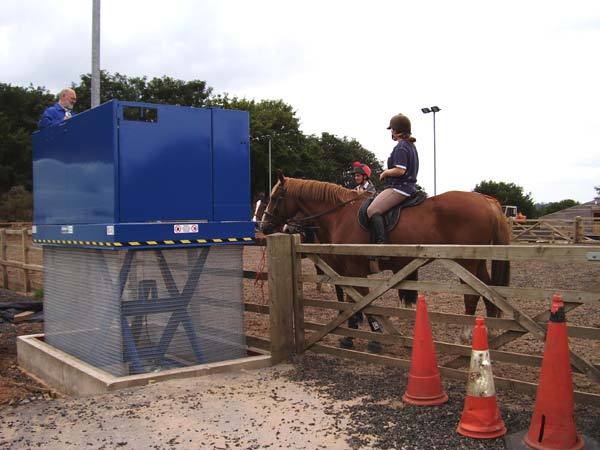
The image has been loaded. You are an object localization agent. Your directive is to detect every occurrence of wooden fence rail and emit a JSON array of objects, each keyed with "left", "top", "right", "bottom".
[
  {"left": 509, "top": 217, "right": 600, "bottom": 244},
  {"left": 250, "top": 234, "right": 600, "bottom": 406},
  {"left": 0, "top": 228, "right": 42, "bottom": 295}
]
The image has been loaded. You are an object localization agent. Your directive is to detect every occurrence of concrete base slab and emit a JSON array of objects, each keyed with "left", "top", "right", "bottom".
[
  {"left": 17, "top": 334, "right": 272, "bottom": 397},
  {"left": 505, "top": 429, "right": 599, "bottom": 450}
]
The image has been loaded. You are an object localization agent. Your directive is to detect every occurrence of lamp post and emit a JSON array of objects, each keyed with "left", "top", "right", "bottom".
[
  {"left": 253, "top": 135, "right": 273, "bottom": 194},
  {"left": 421, "top": 106, "right": 441, "bottom": 196},
  {"left": 91, "top": 0, "right": 101, "bottom": 107},
  {"left": 266, "top": 135, "right": 272, "bottom": 193}
]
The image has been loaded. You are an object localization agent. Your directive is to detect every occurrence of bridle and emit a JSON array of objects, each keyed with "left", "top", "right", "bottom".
[
  {"left": 263, "top": 186, "right": 372, "bottom": 233},
  {"left": 262, "top": 186, "right": 289, "bottom": 229}
]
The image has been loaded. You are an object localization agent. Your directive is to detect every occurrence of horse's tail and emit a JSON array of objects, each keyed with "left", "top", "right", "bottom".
[{"left": 490, "top": 203, "right": 511, "bottom": 287}]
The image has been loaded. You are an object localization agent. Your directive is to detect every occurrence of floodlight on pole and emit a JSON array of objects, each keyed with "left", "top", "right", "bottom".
[
  {"left": 91, "top": 0, "right": 101, "bottom": 108},
  {"left": 421, "top": 106, "right": 441, "bottom": 196}
]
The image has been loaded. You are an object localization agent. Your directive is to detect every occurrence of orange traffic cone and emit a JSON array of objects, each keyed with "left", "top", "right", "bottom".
[
  {"left": 457, "top": 316, "right": 507, "bottom": 439},
  {"left": 522, "top": 294, "right": 584, "bottom": 450},
  {"left": 402, "top": 294, "right": 448, "bottom": 406}
]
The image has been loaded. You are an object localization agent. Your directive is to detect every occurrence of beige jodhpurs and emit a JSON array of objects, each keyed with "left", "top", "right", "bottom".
[{"left": 367, "top": 188, "right": 408, "bottom": 218}]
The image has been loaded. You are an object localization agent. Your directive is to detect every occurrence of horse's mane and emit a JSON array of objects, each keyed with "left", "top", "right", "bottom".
[{"left": 285, "top": 178, "right": 360, "bottom": 204}]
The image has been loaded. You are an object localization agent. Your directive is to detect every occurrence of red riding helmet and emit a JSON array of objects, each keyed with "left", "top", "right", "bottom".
[{"left": 352, "top": 163, "right": 372, "bottom": 179}]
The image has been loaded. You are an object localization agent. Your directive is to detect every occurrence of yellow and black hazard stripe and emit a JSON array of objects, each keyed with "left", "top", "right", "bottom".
[{"left": 33, "top": 237, "right": 254, "bottom": 247}]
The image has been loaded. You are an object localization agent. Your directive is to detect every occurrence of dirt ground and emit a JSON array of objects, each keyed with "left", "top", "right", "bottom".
[{"left": 0, "top": 243, "right": 599, "bottom": 449}]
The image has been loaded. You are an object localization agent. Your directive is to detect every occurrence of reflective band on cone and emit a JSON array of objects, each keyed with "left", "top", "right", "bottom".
[{"left": 457, "top": 316, "right": 506, "bottom": 439}]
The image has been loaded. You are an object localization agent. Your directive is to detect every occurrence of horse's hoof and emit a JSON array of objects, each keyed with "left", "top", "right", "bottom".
[
  {"left": 339, "top": 337, "right": 354, "bottom": 349},
  {"left": 367, "top": 341, "right": 382, "bottom": 354}
]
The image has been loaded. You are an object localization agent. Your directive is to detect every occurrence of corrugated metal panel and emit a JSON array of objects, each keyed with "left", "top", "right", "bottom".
[{"left": 44, "top": 246, "right": 246, "bottom": 376}]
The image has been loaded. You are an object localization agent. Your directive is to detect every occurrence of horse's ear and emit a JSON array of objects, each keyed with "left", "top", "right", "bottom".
[{"left": 277, "top": 170, "right": 285, "bottom": 185}]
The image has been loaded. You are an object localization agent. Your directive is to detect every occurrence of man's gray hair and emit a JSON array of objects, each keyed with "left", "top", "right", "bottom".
[{"left": 58, "top": 88, "right": 75, "bottom": 98}]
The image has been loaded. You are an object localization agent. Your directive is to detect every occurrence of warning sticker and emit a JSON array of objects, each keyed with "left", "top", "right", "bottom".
[
  {"left": 174, "top": 224, "right": 199, "bottom": 234},
  {"left": 60, "top": 225, "right": 74, "bottom": 234}
]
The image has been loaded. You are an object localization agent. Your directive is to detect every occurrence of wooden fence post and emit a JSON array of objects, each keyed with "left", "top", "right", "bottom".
[
  {"left": 21, "top": 228, "right": 30, "bottom": 294},
  {"left": 574, "top": 216, "right": 583, "bottom": 243},
  {"left": 0, "top": 229, "right": 7, "bottom": 289},
  {"left": 267, "top": 233, "right": 296, "bottom": 363},
  {"left": 508, "top": 217, "right": 514, "bottom": 240},
  {"left": 290, "top": 234, "right": 305, "bottom": 354}
]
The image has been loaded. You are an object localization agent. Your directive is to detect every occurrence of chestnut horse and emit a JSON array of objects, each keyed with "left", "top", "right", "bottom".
[{"left": 261, "top": 173, "right": 510, "bottom": 338}]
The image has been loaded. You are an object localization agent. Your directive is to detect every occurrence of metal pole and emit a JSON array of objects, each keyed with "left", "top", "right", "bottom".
[
  {"left": 91, "top": 0, "right": 101, "bottom": 108},
  {"left": 268, "top": 137, "right": 272, "bottom": 194},
  {"left": 433, "top": 111, "right": 437, "bottom": 196}
]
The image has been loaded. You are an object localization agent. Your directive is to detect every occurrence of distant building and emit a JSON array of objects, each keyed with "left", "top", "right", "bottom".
[{"left": 540, "top": 200, "right": 600, "bottom": 237}]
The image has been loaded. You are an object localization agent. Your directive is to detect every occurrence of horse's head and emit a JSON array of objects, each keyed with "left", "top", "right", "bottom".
[{"left": 260, "top": 171, "right": 300, "bottom": 235}]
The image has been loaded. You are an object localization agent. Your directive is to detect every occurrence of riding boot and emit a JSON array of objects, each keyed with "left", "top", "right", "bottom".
[
  {"left": 370, "top": 214, "right": 387, "bottom": 245},
  {"left": 368, "top": 214, "right": 388, "bottom": 273}
]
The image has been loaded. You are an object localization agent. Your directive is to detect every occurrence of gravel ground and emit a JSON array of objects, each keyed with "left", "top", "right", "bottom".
[
  {"left": 0, "top": 364, "right": 353, "bottom": 450},
  {"left": 1, "top": 353, "right": 598, "bottom": 449},
  {"left": 287, "top": 354, "right": 600, "bottom": 450}
]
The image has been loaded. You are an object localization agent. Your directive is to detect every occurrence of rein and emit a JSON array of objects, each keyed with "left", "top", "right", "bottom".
[{"left": 290, "top": 190, "right": 372, "bottom": 226}]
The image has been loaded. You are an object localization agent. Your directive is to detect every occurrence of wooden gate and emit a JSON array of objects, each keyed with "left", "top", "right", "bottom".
[{"left": 264, "top": 233, "right": 600, "bottom": 405}]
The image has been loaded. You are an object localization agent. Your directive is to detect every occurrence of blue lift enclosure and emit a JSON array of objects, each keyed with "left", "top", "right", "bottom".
[{"left": 32, "top": 100, "right": 254, "bottom": 248}]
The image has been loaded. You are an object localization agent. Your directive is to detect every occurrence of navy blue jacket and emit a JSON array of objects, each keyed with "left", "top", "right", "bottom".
[
  {"left": 38, "top": 103, "right": 73, "bottom": 129},
  {"left": 384, "top": 139, "right": 419, "bottom": 195}
]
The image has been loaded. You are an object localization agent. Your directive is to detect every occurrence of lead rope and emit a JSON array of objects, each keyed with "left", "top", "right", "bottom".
[{"left": 254, "top": 245, "right": 268, "bottom": 305}]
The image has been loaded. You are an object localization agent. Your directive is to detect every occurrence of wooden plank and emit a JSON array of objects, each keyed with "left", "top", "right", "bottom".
[
  {"left": 487, "top": 302, "right": 580, "bottom": 349},
  {"left": 309, "top": 343, "right": 600, "bottom": 406},
  {"left": 13, "top": 311, "right": 35, "bottom": 323},
  {"left": 0, "top": 259, "right": 43, "bottom": 272},
  {"left": 302, "top": 298, "right": 600, "bottom": 339},
  {"left": 267, "top": 233, "right": 295, "bottom": 363},
  {"left": 445, "top": 302, "right": 583, "bottom": 369},
  {"left": 303, "top": 321, "right": 600, "bottom": 373},
  {"left": 513, "top": 221, "right": 542, "bottom": 241},
  {"left": 0, "top": 229, "right": 7, "bottom": 288},
  {"left": 291, "top": 234, "right": 305, "bottom": 354},
  {"left": 301, "top": 273, "right": 600, "bottom": 305},
  {"left": 303, "top": 298, "right": 522, "bottom": 329},
  {"left": 21, "top": 229, "right": 29, "bottom": 294},
  {"left": 296, "top": 243, "right": 600, "bottom": 263},
  {"left": 303, "top": 257, "right": 430, "bottom": 349},
  {"left": 543, "top": 221, "right": 574, "bottom": 242},
  {"left": 438, "top": 258, "right": 600, "bottom": 385},
  {"left": 245, "top": 335, "right": 270, "bottom": 351},
  {"left": 244, "top": 302, "right": 270, "bottom": 314}
]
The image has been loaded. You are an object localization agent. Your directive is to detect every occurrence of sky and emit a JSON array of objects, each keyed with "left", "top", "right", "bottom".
[{"left": 1, "top": 0, "right": 599, "bottom": 203}]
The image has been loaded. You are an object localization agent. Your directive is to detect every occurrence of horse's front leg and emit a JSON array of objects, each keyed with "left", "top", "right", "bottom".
[{"left": 339, "top": 286, "right": 365, "bottom": 349}]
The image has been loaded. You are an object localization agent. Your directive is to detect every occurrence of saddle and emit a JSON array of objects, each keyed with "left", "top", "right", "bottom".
[{"left": 358, "top": 190, "right": 427, "bottom": 232}]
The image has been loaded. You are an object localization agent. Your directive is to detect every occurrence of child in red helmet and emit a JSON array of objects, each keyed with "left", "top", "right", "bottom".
[{"left": 352, "top": 162, "right": 376, "bottom": 194}]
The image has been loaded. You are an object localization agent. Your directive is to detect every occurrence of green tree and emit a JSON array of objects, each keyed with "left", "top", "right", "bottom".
[
  {"left": 310, "top": 132, "right": 384, "bottom": 187},
  {"left": 474, "top": 180, "right": 537, "bottom": 217},
  {"left": 210, "top": 95, "right": 304, "bottom": 195},
  {"left": 0, "top": 185, "right": 33, "bottom": 221},
  {"left": 0, "top": 83, "right": 55, "bottom": 195},
  {"left": 536, "top": 199, "right": 580, "bottom": 217},
  {"left": 72, "top": 71, "right": 212, "bottom": 111}
]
